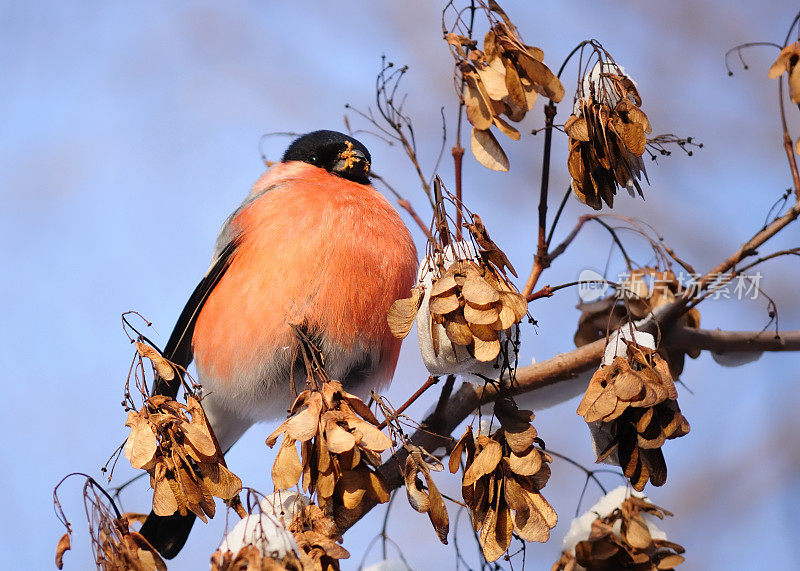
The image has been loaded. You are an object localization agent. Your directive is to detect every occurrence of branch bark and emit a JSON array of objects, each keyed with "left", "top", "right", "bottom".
[{"left": 665, "top": 327, "right": 800, "bottom": 353}]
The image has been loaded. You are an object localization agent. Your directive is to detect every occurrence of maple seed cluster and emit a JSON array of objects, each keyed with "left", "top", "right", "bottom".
[
  {"left": 97, "top": 515, "right": 167, "bottom": 571},
  {"left": 265, "top": 381, "right": 391, "bottom": 514},
  {"left": 566, "top": 66, "right": 652, "bottom": 209},
  {"left": 450, "top": 400, "right": 557, "bottom": 562},
  {"left": 124, "top": 394, "right": 242, "bottom": 521},
  {"left": 553, "top": 496, "right": 685, "bottom": 571},
  {"left": 574, "top": 268, "right": 701, "bottom": 377},
  {"left": 428, "top": 258, "right": 527, "bottom": 362},
  {"left": 60, "top": 512, "right": 166, "bottom": 571},
  {"left": 577, "top": 344, "right": 690, "bottom": 491},
  {"left": 289, "top": 504, "right": 351, "bottom": 571},
  {"left": 446, "top": 1, "right": 564, "bottom": 170},
  {"left": 389, "top": 214, "right": 527, "bottom": 364}
]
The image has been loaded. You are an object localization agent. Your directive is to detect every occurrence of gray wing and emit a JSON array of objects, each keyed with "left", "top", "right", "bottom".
[{"left": 154, "top": 239, "right": 239, "bottom": 398}]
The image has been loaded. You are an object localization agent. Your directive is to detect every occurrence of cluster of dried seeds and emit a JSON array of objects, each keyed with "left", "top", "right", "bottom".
[
  {"left": 210, "top": 499, "right": 348, "bottom": 571},
  {"left": 389, "top": 209, "right": 527, "bottom": 371},
  {"left": 93, "top": 514, "right": 166, "bottom": 571},
  {"left": 389, "top": 212, "right": 526, "bottom": 366},
  {"left": 446, "top": 0, "right": 563, "bottom": 170},
  {"left": 289, "top": 504, "right": 350, "bottom": 571},
  {"left": 574, "top": 268, "right": 701, "bottom": 377},
  {"left": 428, "top": 258, "right": 527, "bottom": 362},
  {"left": 450, "top": 399, "right": 557, "bottom": 561},
  {"left": 56, "top": 511, "right": 166, "bottom": 571},
  {"left": 553, "top": 496, "right": 685, "bottom": 571},
  {"left": 124, "top": 393, "right": 242, "bottom": 521},
  {"left": 566, "top": 62, "right": 652, "bottom": 209},
  {"left": 265, "top": 381, "right": 391, "bottom": 514},
  {"left": 577, "top": 343, "right": 690, "bottom": 491}
]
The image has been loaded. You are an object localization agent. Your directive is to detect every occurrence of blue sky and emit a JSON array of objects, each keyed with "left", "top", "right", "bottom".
[{"left": 2, "top": 1, "right": 799, "bottom": 569}]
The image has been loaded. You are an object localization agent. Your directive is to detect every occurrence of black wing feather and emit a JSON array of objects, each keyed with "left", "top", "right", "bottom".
[{"left": 154, "top": 240, "right": 238, "bottom": 398}]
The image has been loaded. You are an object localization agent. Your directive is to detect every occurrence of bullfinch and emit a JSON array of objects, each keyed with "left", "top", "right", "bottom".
[{"left": 139, "top": 130, "right": 418, "bottom": 558}]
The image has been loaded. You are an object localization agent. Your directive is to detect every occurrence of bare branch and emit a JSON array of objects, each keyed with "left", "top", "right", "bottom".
[
  {"left": 522, "top": 102, "right": 558, "bottom": 297},
  {"left": 665, "top": 327, "right": 800, "bottom": 353}
]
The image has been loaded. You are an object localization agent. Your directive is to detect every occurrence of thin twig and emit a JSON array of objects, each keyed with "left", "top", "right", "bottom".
[
  {"left": 548, "top": 214, "right": 590, "bottom": 262},
  {"left": 377, "top": 376, "right": 438, "bottom": 430},
  {"left": 778, "top": 80, "right": 800, "bottom": 197},
  {"left": 696, "top": 201, "right": 800, "bottom": 291},
  {"left": 453, "top": 146, "right": 465, "bottom": 240},
  {"left": 526, "top": 280, "right": 597, "bottom": 302},
  {"left": 546, "top": 186, "right": 573, "bottom": 248},
  {"left": 522, "top": 101, "right": 558, "bottom": 297},
  {"left": 546, "top": 449, "right": 614, "bottom": 496},
  {"left": 735, "top": 247, "right": 800, "bottom": 275},
  {"left": 450, "top": 0, "right": 475, "bottom": 242}
]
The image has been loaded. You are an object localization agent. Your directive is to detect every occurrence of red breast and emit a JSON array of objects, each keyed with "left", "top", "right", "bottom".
[{"left": 191, "top": 162, "right": 418, "bottom": 392}]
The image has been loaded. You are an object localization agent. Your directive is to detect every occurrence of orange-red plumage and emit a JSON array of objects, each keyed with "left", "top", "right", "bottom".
[{"left": 193, "top": 162, "right": 417, "bottom": 399}]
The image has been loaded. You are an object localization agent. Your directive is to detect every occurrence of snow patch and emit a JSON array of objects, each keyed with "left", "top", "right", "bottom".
[{"left": 561, "top": 486, "right": 668, "bottom": 553}]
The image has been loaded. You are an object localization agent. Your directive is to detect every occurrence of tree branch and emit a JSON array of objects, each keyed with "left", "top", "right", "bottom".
[
  {"left": 332, "top": 324, "right": 800, "bottom": 534},
  {"left": 664, "top": 327, "right": 800, "bottom": 353},
  {"left": 522, "top": 102, "right": 558, "bottom": 297}
]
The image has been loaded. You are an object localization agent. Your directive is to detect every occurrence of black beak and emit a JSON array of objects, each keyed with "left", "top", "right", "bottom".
[{"left": 332, "top": 148, "right": 369, "bottom": 179}]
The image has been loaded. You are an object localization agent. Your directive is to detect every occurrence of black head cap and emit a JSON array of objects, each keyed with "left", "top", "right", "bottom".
[{"left": 281, "top": 130, "right": 371, "bottom": 184}]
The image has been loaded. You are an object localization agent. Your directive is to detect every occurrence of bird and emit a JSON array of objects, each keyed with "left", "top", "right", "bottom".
[{"left": 138, "top": 130, "right": 418, "bottom": 559}]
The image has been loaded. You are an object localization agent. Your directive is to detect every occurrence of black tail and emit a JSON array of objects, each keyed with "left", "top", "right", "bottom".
[
  {"left": 138, "top": 243, "right": 238, "bottom": 558},
  {"left": 139, "top": 511, "right": 197, "bottom": 559}
]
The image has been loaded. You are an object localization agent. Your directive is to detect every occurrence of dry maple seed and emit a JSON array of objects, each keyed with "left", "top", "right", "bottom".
[
  {"left": 403, "top": 444, "right": 450, "bottom": 543},
  {"left": 769, "top": 41, "right": 800, "bottom": 105},
  {"left": 450, "top": 398, "right": 557, "bottom": 562},
  {"left": 577, "top": 342, "right": 690, "bottom": 491},
  {"left": 124, "top": 393, "right": 242, "bottom": 522},
  {"left": 566, "top": 59, "right": 652, "bottom": 209},
  {"left": 768, "top": 41, "right": 800, "bottom": 154},
  {"left": 445, "top": 0, "right": 564, "bottom": 170},
  {"left": 55, "top": 532, "right": 71, "bottom": 570},
  {"left": 266, "top": 380, "right": 391, "bottom": 516},
  {"left": 553, "top": 495, "right": 685, "bottom": 570}
]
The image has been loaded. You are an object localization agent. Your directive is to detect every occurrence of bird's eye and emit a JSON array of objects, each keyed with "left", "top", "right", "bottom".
[{"left": 309, "top": 154, "right": 318, "bottom": 164}]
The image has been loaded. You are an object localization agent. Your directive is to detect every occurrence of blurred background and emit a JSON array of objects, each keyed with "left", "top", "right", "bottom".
[{"left": 2, "top": 1, "right": 799, "bottom": 569}]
